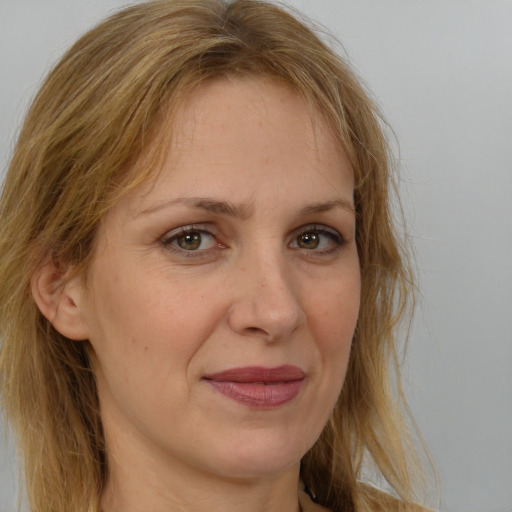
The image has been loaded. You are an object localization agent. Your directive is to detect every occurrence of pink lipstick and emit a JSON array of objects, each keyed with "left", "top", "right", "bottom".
[{"left": 203, "top": 365, "right": 305, "bottom": 409}]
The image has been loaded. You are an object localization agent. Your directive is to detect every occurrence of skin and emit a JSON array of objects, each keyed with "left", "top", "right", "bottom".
[{"left": 65, "top": 77, "right": 361, "bottom": 512}]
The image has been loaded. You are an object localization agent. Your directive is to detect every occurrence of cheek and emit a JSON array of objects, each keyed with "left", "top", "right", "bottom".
[
  {"left": 85, "top": 262, "right": 225, "bottom": 378},
  {"left": 306, "top": 271, "right": 360, "bottom": 394},
  {"left": 311, "top": 274, "right": 360, "bottom": 344},
  {"left": 84, "top": 268, "right": 225, "bottom": 429}
]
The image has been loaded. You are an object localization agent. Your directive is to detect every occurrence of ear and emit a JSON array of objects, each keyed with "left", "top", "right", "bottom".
[{"left": 31, "top": 259, "right": 89, "bottom": 341}]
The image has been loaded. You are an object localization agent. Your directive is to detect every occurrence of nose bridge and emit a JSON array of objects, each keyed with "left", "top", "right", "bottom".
[{"left": 229, "top": 240, "right": 305, "bottom": 341}]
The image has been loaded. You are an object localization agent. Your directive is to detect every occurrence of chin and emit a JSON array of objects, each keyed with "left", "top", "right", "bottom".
[{"left": 203, "top": 432, "right": 311, "bottom": 479}]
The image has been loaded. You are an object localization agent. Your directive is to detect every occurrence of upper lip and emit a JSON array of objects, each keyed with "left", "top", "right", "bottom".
[{"left": 203, "top": 365, "right": 305, "bottom": 383}]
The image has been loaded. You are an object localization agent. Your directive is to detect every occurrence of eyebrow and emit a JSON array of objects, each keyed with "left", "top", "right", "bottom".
[
  {"left": 140, "top": 197, "right": 252, "bottom": 219},
  {"left": 139, "top": 196, "right": 355, "bottom": 219},
  {"left": 298, "top": 199, "right": 355, "bottom": 215}
]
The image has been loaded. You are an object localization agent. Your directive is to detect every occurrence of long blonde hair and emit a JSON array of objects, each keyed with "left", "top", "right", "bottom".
[{"left": 0, "top": 1, "right": 427, "bottom": 511}]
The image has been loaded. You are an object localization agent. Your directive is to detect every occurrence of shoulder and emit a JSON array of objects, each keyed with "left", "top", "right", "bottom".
[
  {"left": 358, "top": 484, "right": 434, "bottom": 512},
  {"left": 299, "top": 486, "right": 434, "bottom": 512},
  {"left": 299, "top": 484, "right": 434, "bottom": 512}
]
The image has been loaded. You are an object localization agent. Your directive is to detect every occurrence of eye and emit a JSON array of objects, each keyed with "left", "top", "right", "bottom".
[
  {"left": 175, "top": 231, "right": 205, "bottom": 251},
  {"left": 296, "top": 231, "right": 321, "bottom": 250},
  {"left": 163, "top": 227, "right": 219, "bottom": 253},
  {"left": 290, "top": 225, "right": 344, "bottom": 254}
]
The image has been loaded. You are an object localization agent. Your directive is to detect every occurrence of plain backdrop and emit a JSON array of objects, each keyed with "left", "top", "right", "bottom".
[{"left": 1, "top": 1, "right": 511, "bottom": 511}]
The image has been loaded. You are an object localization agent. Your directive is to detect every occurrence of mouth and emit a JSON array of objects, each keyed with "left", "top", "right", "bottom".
[{"left": 203, "top": 365, "right": 306, "bottom": 409}]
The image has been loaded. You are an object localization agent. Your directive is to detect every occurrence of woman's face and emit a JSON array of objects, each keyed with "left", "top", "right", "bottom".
[{"left": 79, "top": 77, "right": 360, "bottom": 481}]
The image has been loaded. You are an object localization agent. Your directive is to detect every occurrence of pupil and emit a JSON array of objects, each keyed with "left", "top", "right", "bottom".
[
  {"left": 299, "top": 232, "right": 319, "bottom": 249},
  {"left": 178, "top": 232, "right": 201, "bottom": 250}
]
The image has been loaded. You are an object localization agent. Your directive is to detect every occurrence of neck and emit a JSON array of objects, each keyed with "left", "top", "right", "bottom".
[
  {"left": 101, "top": 459, "right": 302, "bottom": 512},
  {"left": 100, "top": 420, "right": 302, "bottom": 512}
]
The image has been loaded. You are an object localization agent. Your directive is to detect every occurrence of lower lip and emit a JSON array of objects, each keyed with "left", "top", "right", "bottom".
[{"left": 205, "top": 380, "right": 304, "bottom": 409}]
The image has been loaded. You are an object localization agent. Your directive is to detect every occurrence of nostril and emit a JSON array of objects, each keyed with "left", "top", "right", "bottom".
[{"left": 246, "top": 326, "right": 265, "bottom": 334}]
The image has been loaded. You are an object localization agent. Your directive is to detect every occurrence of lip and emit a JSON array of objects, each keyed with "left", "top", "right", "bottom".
[{"left": 203, "top": 365, "right": 306, "bottom": 409}]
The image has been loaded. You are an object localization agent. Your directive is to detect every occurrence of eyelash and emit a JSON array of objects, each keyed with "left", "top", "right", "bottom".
[{"left": 161, "top": 224, "right": 346, "bottom": 258}]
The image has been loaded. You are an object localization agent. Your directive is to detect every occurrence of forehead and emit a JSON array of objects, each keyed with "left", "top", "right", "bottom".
[
  {"left": 172, "top": 76, "right": 342, "bottom": 161},
  {"left": 118, "top": 76, "right": 354, "bottom": 215}
]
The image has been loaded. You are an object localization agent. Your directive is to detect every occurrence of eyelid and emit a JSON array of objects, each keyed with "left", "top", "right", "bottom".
[
  {"left": 292, "top": 223, "right": 343, "bottom": 239},
  {"left": 161, "top": 224, "right": 213, "bottom": 242}
]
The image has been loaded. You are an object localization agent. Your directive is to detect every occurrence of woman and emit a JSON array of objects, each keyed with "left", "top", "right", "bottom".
[{"left": 0, "top": 1, "right": 430, "bottom": 511}]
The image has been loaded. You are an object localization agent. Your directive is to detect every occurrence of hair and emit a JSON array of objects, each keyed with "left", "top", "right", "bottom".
[{"left": 0, "top": 1, "right": 429, "bottom": 511}]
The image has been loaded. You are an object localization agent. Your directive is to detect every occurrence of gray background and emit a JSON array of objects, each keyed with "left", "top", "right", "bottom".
[{"left": 1, "top": 1, "right": 511, "bottom": 511}]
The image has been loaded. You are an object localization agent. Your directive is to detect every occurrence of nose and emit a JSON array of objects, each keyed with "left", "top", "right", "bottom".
[{"left": 227, "top": 249, "right": 307, "bottom": 342}]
